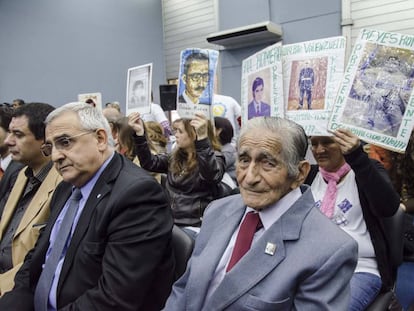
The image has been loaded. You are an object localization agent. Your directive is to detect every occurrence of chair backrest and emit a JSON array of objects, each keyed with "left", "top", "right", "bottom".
[
  {"left": 382, "top": 206, "right": 405, "bottom": 270},
  {"left": 171, "top": 225, "right": 195, "bottom": 281},
  {"left": 366, "top": 207, "right": 405, "bottom": 311}
]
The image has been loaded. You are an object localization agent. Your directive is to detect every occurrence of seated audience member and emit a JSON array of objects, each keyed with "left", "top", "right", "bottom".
[
  {"left": 305, "top": 129, "right": 400, "bottom": 311},
  {"left": 102, "top": 106, "right": 122, "bottom": 121},
  {"left": 0, "top": 102, "right": 174, "bottom": 310},
  {"left": 391, "top": 130, "right": 414, "bottom": 310},
  {"left": 212, "top": 93, "right": 241, "bottom": 146},
  {"left": 116, "top": 118, "right": 164, "bottom": 184},
  {"left": 12, "top": 99, "right": 25, "bottom": 110},
  {"left": 0, "top": 103, "right": 60, "bottom": 296},
  {"left": 214, "top": 116, "right": 237, "bottom": 184},
  {"left": 140, "top": 93, "right": 172, "bottom": 138},
  {"left": 102, "top": 106, "right": 123, "bottom": 148},
  {"left": 145, "top": 121, "right": 168, "bottom": 154},
  {"left": 0, "top": 106, "right": 24, "bottom": 212},
  {"left": 129, "top": 112, "right": 225, "bottom": 233},
  {"left": 105, "top": 101, "right": 121, "bottom": 112},
  {"left": 164, "top": 116, "right": 358, "bottom": 310},
  {"left": 0, "top": 106, "right": 14, "bottom": 178}
]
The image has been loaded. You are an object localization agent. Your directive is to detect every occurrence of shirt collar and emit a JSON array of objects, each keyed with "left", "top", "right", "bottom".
[
  {"left": 24, "top": 161, "right": 53, "bottom": 183},
  {"left": 0, "top": 154, "right": 12, "bottom": 171},
  {"left": 183, "top": 91, "right": 196, "bottom": 105},
  {"left": 78, "top": 152, "right": 114, "bottom": 199}
]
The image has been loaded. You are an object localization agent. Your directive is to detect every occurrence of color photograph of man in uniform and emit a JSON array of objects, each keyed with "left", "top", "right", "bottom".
[
  {"left": 342, "top": 44, "right": 414, "bottom": 137},
  {"left": 178, "top": 51, "right": 210, "bottom": 105},
  {"left": 287, "top": 58, "right": 328, "bottom": 111}
]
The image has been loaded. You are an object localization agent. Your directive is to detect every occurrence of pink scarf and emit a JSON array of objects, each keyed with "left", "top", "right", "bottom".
[{"left": 319, "top": 163, "right": 351, "bottom": 218}]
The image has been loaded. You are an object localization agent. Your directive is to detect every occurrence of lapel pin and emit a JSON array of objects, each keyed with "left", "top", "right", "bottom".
[
  {"left": 265, "top": 242, "right": 277, "bottom": 256},
  {"left": 97, "top": 194, "right": 102, "bottom": 199}
]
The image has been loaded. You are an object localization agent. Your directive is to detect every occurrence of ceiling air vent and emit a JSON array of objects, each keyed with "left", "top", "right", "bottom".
[{"left": 206, "top": 21, "right": 282, "bottom": 50}]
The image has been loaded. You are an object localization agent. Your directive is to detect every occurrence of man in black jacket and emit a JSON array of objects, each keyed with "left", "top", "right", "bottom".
[{"left": 0, "top": 102, "right": 174, "bottom": 311}]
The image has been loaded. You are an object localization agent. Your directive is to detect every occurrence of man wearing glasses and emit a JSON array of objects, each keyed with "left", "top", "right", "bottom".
[
  {"left": 0, "top": 102, "right": 174, "bottom": 310},
  {"left": 0, "top": 102, "right": 61, "bottom": 296},
  {"left": 179, "top": 52, "right": 210, "bottom": 105}
]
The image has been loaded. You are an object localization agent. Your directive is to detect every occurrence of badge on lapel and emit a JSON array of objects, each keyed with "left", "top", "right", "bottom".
[{"left": 265, "top": 242, "right": 277, "bottom": 256}]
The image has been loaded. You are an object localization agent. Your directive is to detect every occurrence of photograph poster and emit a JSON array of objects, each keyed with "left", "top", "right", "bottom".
[
  {"left": 282, "top": 36, "right": 346, "bottom": 135},
  {"left": 176, "top": 48, "right": 219, "bottom": 120},
  {"left": 241, "top": 43, "right": 283, "bottom": 126},
  {"left": 78, "top": 92, "right": 102, "bottom": 110},
  {"left": 328, "top": 29, "right": 414, "bottom": 153},
  {"left": 126, "top": 63, "right": 152, "bottom": 115}
]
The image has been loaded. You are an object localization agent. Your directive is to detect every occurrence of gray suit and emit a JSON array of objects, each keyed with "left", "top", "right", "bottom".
[{"left": 164, "top": 186, "right": 358, "bottom": 311}]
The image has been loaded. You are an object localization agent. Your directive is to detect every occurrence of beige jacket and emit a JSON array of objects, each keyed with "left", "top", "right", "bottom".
[{"left": 0, "top": 166, "right": 62, "bottom": 295}]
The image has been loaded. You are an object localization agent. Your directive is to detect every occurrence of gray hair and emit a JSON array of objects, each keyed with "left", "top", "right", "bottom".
[
  {"left": 45, "top": 102, "right": 114, "bottom": 147},
  {"left": 238, "top": 117, "right": 308, "bottom": 178}
]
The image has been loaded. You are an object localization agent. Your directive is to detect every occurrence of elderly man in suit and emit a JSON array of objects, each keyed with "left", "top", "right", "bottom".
[
  {"left": 164, "top": 116, "right": 358, "bottom": 310},
  {"left": 0, "top": 103, "right": 60, "bottom": 296},
  {"left": 0, "top": 102, "right": 174, "bottom": 310}
]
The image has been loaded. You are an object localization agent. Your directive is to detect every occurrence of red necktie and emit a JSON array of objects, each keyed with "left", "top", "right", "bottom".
[
  {"left": 0, "top": 167, "right": 4, "bottom": 180},
  {"left": 226, "top": 212, "right": 262, "bottom": 272}
]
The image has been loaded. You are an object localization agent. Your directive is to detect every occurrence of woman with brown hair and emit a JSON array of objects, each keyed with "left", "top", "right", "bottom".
[{"left": 128, "top": 112, "right": 225, "bottom": 233}]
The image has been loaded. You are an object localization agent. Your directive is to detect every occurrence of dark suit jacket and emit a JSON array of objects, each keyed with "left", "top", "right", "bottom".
[
  {"left": 247, "top": 101, "right": 271, "bottom": 119},
  {"left": 0, "top": 160, "right": 24, "bottom": 217},
  {"left": 0, "top": 153, "right": 175, "bottom": 311}
]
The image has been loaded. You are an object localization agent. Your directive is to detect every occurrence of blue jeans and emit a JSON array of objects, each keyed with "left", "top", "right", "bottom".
[
  {"left": 396, "top": 262, "right": 414, "bottom": 310},
  {"left": 349, "top": 272, "right": 382, "bottom": 311}
]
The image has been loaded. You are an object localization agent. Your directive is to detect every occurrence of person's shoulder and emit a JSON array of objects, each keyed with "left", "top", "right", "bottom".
[
  {"left": 6, "top": 160, "right": 24, "bottom": 172},
  {"left": 305, "top": 207, "right": 356, "bottom": 246},
  {"left": 112, "top": 156, "right": 164, "bottom": 194},
  {"left": 204, "top": 194, "right": 242, "bottom": 216}
]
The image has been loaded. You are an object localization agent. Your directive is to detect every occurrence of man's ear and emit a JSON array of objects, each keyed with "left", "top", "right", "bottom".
[
  {"left": 95, "top": 128, "right": 108, "bottom": 150},
  {"left": 291, "top": 160, "right": 311, "bottom": 189}
]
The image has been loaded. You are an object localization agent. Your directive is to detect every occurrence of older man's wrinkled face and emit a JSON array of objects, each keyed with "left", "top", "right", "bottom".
[
  {"left": 236, "top": 128, "right": 296, "bottom": 211},
  {"left": 45, "top": 112, "right": 106, "bottom": 188}
]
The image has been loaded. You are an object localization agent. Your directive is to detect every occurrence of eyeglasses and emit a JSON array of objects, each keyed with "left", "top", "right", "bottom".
[
  {"left": 188, "top": 73, "right": 209, "bottom": 82},
  {"left": 41, "top": 131, "right": 94, "bottom": 157}
]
